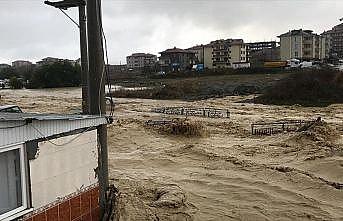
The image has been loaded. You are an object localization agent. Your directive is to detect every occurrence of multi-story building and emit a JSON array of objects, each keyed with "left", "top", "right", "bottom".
[
  {"left": 12, "top": 60, "right": 33, "bottom": 73},
  {"left": 247, "top": 41, "right": 278, "bottom": 53},
  {"left": 321, "top": 31, "right": 332, "bottom": 60},
  {"left": 278, "top": 29, "right": 329, "bottom": 61},
  {"left": 126, "top": 53, "right": 157, "bottom": 69},
  {"left": 247, "top": 41, "right": 280, "bottom": 67},
  {"left": 211, "top": 39, "right": 249, "bottom": 69},
  {"left": 323, "top": 23, "right": 343, "bottom": 58},
  {"left": 36, "top": 57, "right": 77, "bottom": 67},
  {"left": 12, "top": 60, "right": 32, "bottom": 68},
  {"left": 186, "top": 44, "right": 213, "bottom": 69},
  {"left": 159, "top": 47, "right": 196, "bottom": 72}
]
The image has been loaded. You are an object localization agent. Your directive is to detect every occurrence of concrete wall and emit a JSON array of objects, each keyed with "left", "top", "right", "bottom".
[
  {"left": 280, "top": 36, "right": 291, "bottom": 61},
  {"left": 230, "top": 45, "right": 241, "bottom": 63},
  {"left": 29, "top": 130, "right": 98, "bottom": 209},
  {"left": 204, "top": 46, "right": 213, "bottom": 69}
]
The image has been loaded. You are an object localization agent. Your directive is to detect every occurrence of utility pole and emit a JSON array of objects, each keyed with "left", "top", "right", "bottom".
[
  {"left": 79, "top": 5, "right": 89, "bottom": 114},
  {"left": 87, "top": 0, "right": 108, "bottom": 219},
  {"left": 44, "top": 0, "right": 89, "bottom": 114}
]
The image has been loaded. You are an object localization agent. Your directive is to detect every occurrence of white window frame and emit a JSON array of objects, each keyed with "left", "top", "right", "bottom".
[{"left": 0, "top": 143, "right": 29, "bottom": 220}]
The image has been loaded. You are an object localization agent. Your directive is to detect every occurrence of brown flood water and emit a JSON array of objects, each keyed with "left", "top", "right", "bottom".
[{"left": 1, "top": 88, "right": 343, "bottom": 221}]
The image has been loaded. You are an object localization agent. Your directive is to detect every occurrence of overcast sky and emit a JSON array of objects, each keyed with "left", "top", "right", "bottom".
[{"left": 0, "top": 0, "right": 343, "bottom": 64}]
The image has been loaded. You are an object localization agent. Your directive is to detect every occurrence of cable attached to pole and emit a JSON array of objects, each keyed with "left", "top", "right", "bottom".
[{"left": 59, "top": 8, "right": 80, "bottom": 28}]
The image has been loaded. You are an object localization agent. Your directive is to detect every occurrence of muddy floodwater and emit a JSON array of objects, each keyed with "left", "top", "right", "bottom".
[{"left": 1, "top": 88, "right": 343, "bottom": 221}]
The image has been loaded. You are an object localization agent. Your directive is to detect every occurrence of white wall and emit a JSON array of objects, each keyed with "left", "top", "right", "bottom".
[{"left": 29, "top": 130, "right": 98, "bottom": 208}]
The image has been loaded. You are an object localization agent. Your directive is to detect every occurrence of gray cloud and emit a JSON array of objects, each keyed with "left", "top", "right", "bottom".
[{"left": 0, "top": 0, "right": 343, "bottom": 64}]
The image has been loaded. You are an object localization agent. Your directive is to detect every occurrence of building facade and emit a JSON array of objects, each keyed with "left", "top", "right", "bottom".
[
  {"left": 323, "top": 23, "right": 343, "bottom": 58},
  {"left": 159, "top": 47, "right": 196, "bottom": 72},
  {"left": 278, "top": 29, "right": 329, "bottom": 61},
  {"left": 126, "top": 53, "right": 157, "bottom": 69},
  {"left": 187, "top": 44, "right": 214, "bottom": 69},
  {"left": 12, "top": 60, "right": 33, "bottom": 73},
  {"left": 247, "top": 41, "right": 280, "bottom": 67},
  {"left": 36, "top": 57, "right": 77, "bottom": 67},
  {"left": 211, "top": 39, "right": 249, "bottom": 69},
  {"left": 247, "top": 41, "right": 278, "bottom": 53}
]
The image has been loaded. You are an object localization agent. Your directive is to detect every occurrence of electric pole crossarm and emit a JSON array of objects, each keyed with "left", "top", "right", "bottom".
[{"left": 44, "top": 0, "right": 85, "bottom": 9}]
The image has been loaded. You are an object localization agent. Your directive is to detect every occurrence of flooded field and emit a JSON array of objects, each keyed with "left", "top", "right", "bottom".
[{"left": 1, "top": 88, "right": 342, "bottom": 221}]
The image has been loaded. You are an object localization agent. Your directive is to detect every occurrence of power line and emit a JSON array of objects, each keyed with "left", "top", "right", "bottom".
[
  {"left": 0, "top": 123, "right": 27, "bottom": 130},
  {"left": 97, "top": 0, "right": 115, "bottom": 117},
  {"left": 29, "top": 123, "right": 95, "bottom": 147}
]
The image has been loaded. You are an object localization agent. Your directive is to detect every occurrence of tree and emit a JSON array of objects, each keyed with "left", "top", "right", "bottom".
[
  {"left": 9, "top": 76, "right": 23, "bottom": 89},
  {"left": 28, "top": 62, "right": 81, "bottom": 88},
  {"left": 0, "top": 67, "right": 18, "bottom": 80}
]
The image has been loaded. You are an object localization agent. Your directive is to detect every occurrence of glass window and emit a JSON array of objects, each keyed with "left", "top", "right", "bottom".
[
  {"left": 0, "top": 146, "right": 27, "bottom": 220},
  {"left": 0, "top": 149, "right": 22, "bottom": 215}
]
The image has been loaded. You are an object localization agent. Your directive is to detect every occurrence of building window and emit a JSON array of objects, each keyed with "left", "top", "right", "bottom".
[{"left": 0, "top": 145, "right": 28, "bottom": 220}]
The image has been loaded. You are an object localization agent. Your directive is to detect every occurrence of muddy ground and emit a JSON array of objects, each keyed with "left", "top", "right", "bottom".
[{"left": 1, "top": 88, "right": 342, "bottom": 221}]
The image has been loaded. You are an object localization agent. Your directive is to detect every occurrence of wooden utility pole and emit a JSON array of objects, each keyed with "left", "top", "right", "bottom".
[
  {"left": 79, "top": 5, "right": 89, "bottom": 114},
  {"left": 44, "top": 0, "right": 89, "bottom": 114},
  {"left": 86, "top": 0, "right": 108, "bottom": 219}
]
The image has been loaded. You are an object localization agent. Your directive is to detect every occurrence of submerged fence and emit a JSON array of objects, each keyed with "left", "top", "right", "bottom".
[
  {"left": 251, "top": 119, "right": 315, "bottom": 136},
  {"left": 145, "top": 119, "right": 173, "bottom": 126},
  {"left": 151, "top": 107, "right": 230, "bottom": 119}
]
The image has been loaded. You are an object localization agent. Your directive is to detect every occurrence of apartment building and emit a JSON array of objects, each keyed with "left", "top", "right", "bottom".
[
  {"left": 323, "top": 23, "right": 343, "bottom": 58},
  {"left": 12, "top": 60, "right": 33, "bottom": 73},
  {"left": 126, "top": 53, "right": 157, "bottom": 69},
  {"left": 278, "top": 29, "right": 329, "bottom": 61},
  {"left": 247, "top": 41, "right": 280, "bottom": 67},
  {"left": 186, "top": 44, "right": 213, "bottom": 69},
  {"left": 210, "top": 39, "right": 249, "bottom": 69},
  {"left": 12, "top": 60, "right": 32, "bottom": 68},
  {"left": 36, "top": 57, "right": 77, "bottom": 66},
  {"left": 159, "top": 47, "right": 196, "bottom": 72}
]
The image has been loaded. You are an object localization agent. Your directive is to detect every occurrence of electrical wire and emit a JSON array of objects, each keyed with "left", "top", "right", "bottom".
[
  {"left": 96, "top": 0, "right": 115, "bottom": 117},
  {"left": 0, "top": 123, "right": 27, "bottom": 130},
  {"left": 59, "top": 8, "right": 80, "bottom": 28},
  {"left": 29, "top": 124, "right": 95, "bottom": 147}
]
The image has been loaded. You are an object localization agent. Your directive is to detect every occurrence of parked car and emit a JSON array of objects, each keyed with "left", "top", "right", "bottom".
[{"left": 0, "top": 105, "right": 23, "bottom": 113}]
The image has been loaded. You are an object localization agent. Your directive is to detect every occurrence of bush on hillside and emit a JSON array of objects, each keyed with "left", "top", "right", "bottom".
[{"left": 255, "top": 70, "right": 343, "bottom": 106}]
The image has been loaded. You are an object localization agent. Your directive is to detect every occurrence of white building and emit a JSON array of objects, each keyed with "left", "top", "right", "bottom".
[
  {"left": 210, "top": 39, "right": 250, "bottom": 69},
  {"left": 0, "top": 112, "right": 108, "bottom": 221},
  {"left": 278, "top": 29, "right": 329, "bottom": 61},
  {"left": 126, "top": 53, "right": 157, "bottom": 69}
]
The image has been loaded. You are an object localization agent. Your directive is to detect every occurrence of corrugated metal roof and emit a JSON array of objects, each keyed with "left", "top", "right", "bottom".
[
  {"left": 0, "top": 113, "right": 108, "bottom": 147},
  {"left": 0, "top": 112, "right": 106, "bottom": 122}
]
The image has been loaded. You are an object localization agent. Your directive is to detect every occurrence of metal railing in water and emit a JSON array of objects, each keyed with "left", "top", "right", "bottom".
[
  {"left": 251, "top": 119, "right": 315, "bottom": 136},
  {"left": 145, "top": 119, "right": 173, "bottom": 126},
  {"left": 151, "top": 107, "right": 230, "bottom": 119}
]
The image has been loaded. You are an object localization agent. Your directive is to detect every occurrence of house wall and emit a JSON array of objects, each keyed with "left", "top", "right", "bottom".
[
  {"left": 29, "top": 130, "right": 98, "bottom": 208},
  {"left": 22, "top": 130, "right": 100, "bottom": 221}
]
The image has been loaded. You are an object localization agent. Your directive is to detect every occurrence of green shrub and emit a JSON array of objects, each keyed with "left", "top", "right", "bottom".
[{"left": 255, "top": 70, "right": 343, "bottom": 106}]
